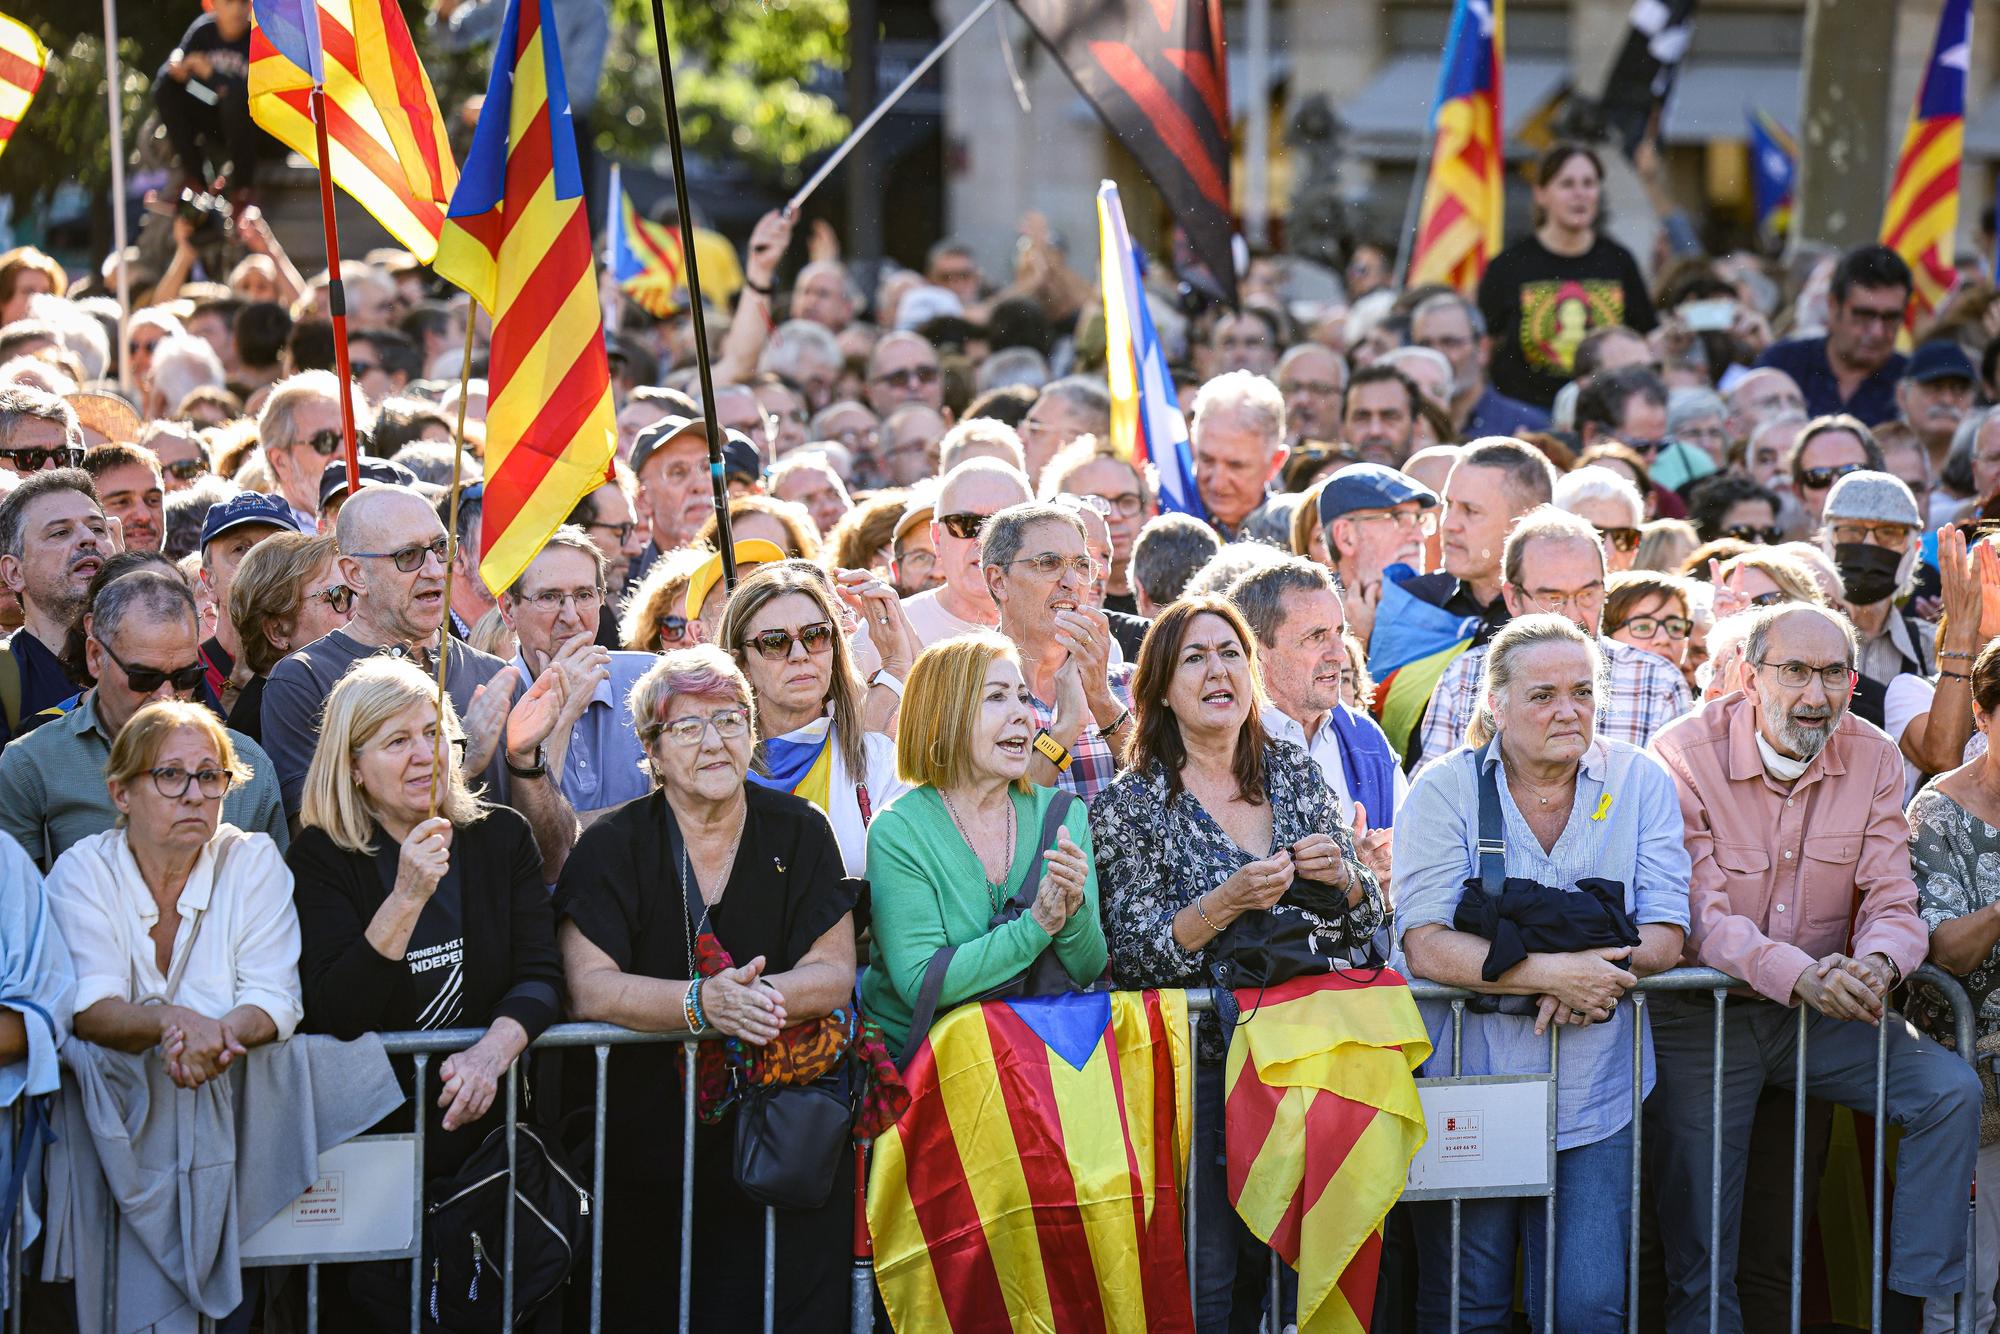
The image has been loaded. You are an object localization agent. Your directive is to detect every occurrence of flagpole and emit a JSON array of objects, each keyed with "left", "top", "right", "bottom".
[
  {"left": 1391, "top": 128, "right": 1436, "bottom": 292},
  {"left": 431, "top": 317, "right": 480, "bottom": 816},
  {"left": 784, "top": 0, "right": 1002, "bottom": 217},
  {"left": 309, "top": 85, "right": 364, "bottom": 496},
  {"left": 101, "top": 0, "right": 129, "bottom": 392},
  {"left": 648, "top": 0, "right": 737, "bottom": 591}
]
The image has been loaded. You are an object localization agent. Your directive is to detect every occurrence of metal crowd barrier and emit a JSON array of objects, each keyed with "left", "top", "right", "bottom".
[{"left": 2, "top": 964, "right": 1984, "bottom": 1334}]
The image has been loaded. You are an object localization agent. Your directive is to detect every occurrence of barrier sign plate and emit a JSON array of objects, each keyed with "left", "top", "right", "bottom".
[
  {"left": 1402, "top": 1074, "right": 1556, "bottom": 1201},
  {"left": 241, "top": 1134, "right": 417, "bottom": 1265}
]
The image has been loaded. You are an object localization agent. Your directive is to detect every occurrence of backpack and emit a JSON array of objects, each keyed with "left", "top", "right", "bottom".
[{"left": 421, "top": 1120, "right": 591, "bottom": 1330}]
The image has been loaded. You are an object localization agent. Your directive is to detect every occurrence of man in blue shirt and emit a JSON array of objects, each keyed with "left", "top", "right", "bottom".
[
  {"left": 1410, "top": 291, "right": 1551, "bottom": 440},
  {"left": 1754, "top": 245, "right": 1913, "bottom": 426},
  {"left": 497, "top": 525, "right": 653, "bottom": 821}
]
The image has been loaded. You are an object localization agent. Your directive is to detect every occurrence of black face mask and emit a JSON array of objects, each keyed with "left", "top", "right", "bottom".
[{"left": 1832, "top": 541, "right": 1902, "bottom": 607}]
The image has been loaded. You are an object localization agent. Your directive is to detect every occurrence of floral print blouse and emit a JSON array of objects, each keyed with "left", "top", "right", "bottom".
[
  {"left": 1089, "top": 739, "right": 1384, "bottom": 1062},
  {"left": 1909, "top": 784, "right": 2000, "bottom": 1056}
]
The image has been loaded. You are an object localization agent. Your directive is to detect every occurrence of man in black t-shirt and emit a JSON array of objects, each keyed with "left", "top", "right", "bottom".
[{"left": 154, "top": 0, "right": 257, "bottom": 195}]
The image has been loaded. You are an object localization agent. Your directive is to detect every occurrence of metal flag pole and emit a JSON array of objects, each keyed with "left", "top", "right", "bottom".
[
  {"left": 785, "top": 0, "right": 1001, "bottom": 217},
  {"left": 647, "top": 0, "right": 737, "bottom": 591},
  {"left": 309, "top": 84, "right": 364, "bottom": 495},
  {"left": 1391, "top": 126, "right": 1437, "bottom": 292},
  {"left": 101, "top": 0, "right": 130, "bottom": 391},
  {"left": 431, "top": 317, "right": 480, "bottom": 816}
]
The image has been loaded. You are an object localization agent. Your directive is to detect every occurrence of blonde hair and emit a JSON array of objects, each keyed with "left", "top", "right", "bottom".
[
  {"left": 105, "top": 701, "right": 250, "bottom": 816},
  {"left": 896, "top": 633, "right": 1027, "bottom": 791},
  {"left": 1717, "top": 549, "right": 1829, "bottom": 607},
  {"left": 299, "top": 657, "right": 482, "bottom": 852},
  {"left": 229, "top": 531, "right": 338, "bottom": 676},
  {"left": 1467, "top": 613, "right": 1604, "bottom": 748}
]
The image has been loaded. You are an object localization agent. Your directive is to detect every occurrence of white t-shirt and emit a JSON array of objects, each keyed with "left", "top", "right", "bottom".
[
  {"left": 901, "top": 588, "right": 994, "bottom": 650},
  {"left": 827, "top": 729, "right": 910, "bottom": 877},
  {"left": 45, "top": 825, "right": 303, "bottom": 1040}
]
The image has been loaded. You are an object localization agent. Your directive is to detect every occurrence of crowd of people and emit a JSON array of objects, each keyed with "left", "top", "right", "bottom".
[{"left": 4, "top": 133, "right": 2000, "bottom": 1333}]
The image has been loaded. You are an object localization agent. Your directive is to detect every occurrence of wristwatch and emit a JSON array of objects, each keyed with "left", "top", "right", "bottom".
[
  {"left": 505, "top": 744, "right": 548, "bottom": 780},
  {"left": 867, "top": 668, "right": 905, "bottom": 698},
  {"left": 1031, "top": 728, "right": 1073, "bottom": 773}
]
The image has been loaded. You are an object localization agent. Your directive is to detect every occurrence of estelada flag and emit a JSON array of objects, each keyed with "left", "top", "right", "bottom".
[
  {"left": 608, "top": 185, "right": 745, "bottom": 317},
  {"left": 0, "top": 11, "right": 48, "bottom": 165},
  {"left": 1007, "top": 0, "right": 1237, "bottom": 308},
  {"left": 868, "top": 990, "right": 1195, "bottom": 1333},
  {"left": 1363, "top": 563, "right": 1484, "bottom": 762},
  {"left": 1225, "top": 970, "right": 1431, "bottom": 1333},
  {"left": 248, "top": 0, "right": 457, "bottom": 262},
  {"left": 1880, "top": 0, "right": 1971, "bottom": 328}
]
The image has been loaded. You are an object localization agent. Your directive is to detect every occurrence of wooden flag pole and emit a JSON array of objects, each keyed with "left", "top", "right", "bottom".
[
  {"left": 648, "top": 0, "right": 737, "bottom": 592},
  {"left": 431, "top": 316, "right": 481, "bottom": 817},
  {"left": 309, "top": 86, "right": 364, "bottom": 495},
  {"left": 102, "top": 0, "right": 130, "bottom": 392}
]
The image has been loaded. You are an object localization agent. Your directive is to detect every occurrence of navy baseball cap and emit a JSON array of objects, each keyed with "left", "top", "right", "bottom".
[
  {"left": 200, "top": 492, "right": 307, "bottom": 548},
  {"left": 319, "top": 457, "right": 421, "bottom": 510},
  {"left": 1905, "top": 340, "right": 1977, "bottom": 385},
  {"left": 631, "top": 414, "right": 760, "bottom": 480},
  {"left": 1316, "top": 463, "right": 1439, "bottom": 526}
]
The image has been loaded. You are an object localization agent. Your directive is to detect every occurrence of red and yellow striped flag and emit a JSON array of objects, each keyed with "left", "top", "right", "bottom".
[
  {"left": 0, "top": 12, "right": 49, "bottom": 165},
  {"left": 249, "top": 0, "right": 458, "bottom": 263},
  {"left": 1879, "top": 0, "right": 1971, "bottom": 328},
  {"left": 1408, "top": 0, "right": 1504, "bottom": 294},
  {"left": 433, "top": 0, "right": 615, "bottom": 596},
  {"left": 868, "top": 990, "right": 1195, "bottom": 1333},
  {"left": 1226, "top": 971, "right": 1431, "bottom": 1332}
]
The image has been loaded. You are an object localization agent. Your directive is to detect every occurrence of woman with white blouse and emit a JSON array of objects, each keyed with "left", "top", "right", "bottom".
[{"left": 46, "top": 700, "right": 301, "bottom": 1088}]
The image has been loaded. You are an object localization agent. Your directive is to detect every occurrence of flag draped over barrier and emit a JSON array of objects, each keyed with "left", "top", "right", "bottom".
[
  {"left": 1880, "top": 0, "right": 1971, "bottom": 329},
  {"left": 0, "top": 12, "right": 48, "bottom": 165},
  {"left": 434, "top": 0, "right": 616, "bottom": 597},
  {"left": 248, "top": 0, "right": 457, "bottom": 262},
  {"left": 1408, "top": 0, "right": 1503, "bottom": 294},
  {"left": 868, "top": 990, "right": 1195, "bottom": 1333},
  {"left": 1225, "top": 971, "right": 1431, "bottom": 1334},
  {"left": 1098, "top": 180, "right": 1205, "bottom": 524}
]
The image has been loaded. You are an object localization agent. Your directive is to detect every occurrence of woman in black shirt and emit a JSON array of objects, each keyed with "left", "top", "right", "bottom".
[{"left": 1478, "top": 142, "right": 1657, "bottom": 409}]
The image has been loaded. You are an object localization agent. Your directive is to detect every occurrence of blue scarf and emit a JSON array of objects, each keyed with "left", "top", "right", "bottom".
[{"left": 1329, "top": 705, "right": 1395, "bottom": 829}]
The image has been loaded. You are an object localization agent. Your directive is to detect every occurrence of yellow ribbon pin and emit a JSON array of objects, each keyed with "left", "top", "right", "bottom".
[{"left": 1591, "top": 793, "right": 1614, "bottom": 822}]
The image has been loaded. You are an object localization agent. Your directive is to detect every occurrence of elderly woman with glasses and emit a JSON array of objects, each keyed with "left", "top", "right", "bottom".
[
  {"left": 558, "top": 645, "right": 860, "bottom": 1328},
  {"left": 48, "top": 700, "right": 300, "bottom": 1088},
  {"left": 717, "top": 562, "right": 908, "bottom": 875},
  {"left": 224, "top": 532, "right": 351, "bottom": 743}
]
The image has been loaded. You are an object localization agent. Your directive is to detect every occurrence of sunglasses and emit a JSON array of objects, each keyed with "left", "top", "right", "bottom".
[
  {"left": 742, "top": 621, "right": 835, "bottom": 661},
  {"left": 163, "top": 457, "right": 209, "bottom": 481},
  {"left": 1749, "top": 590, "right": 1790, "bottom": 607},
  {"left": 1721, "top": 524, "right": 1782, "bottom": 545},
  {"left": 0, "top": 445, "right": 85, "bottom": 472},
  {"left": 1799, "top": 462, "right": 1863, "bottom": 491},
  {"left": 304, "top": 429, "right": 348, "bottom": 457},
  {"left": 938, "top": 512, "right": 991, "bottom": 541},
  {"left": 347, "top": 535, "right": 450, "bottom": 572},
  {"left": 96, "top": 635, "right": 205, "bottom": 694},
  {"left": 1594, "top": 524, "right": 1641, "bottom": 554},
  {"left": 872, "top": 365, "right": 940, "bottom": 389},
  {"left": 656, "top": 614, "right": 691, "bottom": 644},
  {"left": 309, "top": 583, "right": 354, "bottom": 614},
  {"left": 348, "top": 360, "right": 379, "bottom": 379}
]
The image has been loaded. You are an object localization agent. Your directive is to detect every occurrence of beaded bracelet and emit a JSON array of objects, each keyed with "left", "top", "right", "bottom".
[
  {"left": 1940, "top": 669, "right": 1971, "bottom": 682},
  {"left": 683, "top": 979, "right": 707, "bottom": 1033},
  {"left": 1194, "top": 892, "right": 1220, "bottom": 932},
  {"left": 1940, "top": 648, "right": 1977, "bottom": 661}
]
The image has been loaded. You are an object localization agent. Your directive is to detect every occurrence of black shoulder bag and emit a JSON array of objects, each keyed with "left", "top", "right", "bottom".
[{"left": 896, "top": 790, "right": 1082, "bottom": 1068}]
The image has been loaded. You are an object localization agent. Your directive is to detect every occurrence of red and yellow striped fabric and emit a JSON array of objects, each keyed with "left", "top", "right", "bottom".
[
  {"left": 1879, "top": 0, "right": 1971, "bottom": 328},
  {"left": 1409, "top": 0, "right": 1504, "bottom": 294},
  {"left": 0, "top": 11, "right": 46, "bottom": 162},
  {"left": 868, "top": 990, "right": 1195, "bottom": 1333},
  {"left": 1225, "top": 971, "right": 1431, "bottom": 1333},
  {"left": 248, "top": 0, "right": 456, "bottom": 262},
  {"left": 433, "top": 0, "right": 615, "bottom": 597}
]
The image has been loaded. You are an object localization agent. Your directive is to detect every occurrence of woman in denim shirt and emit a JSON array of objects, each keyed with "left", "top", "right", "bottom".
[{"left": 1395, "top": 615, "right": 1691, "bottom": 1332}]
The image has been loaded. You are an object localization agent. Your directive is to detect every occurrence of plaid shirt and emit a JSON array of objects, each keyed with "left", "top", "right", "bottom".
[
  {"left": 1414, "top": 636, "right": 1692, "bottom": 775},
  {"left": 1030, "top": 663, "right": 1135, "bottom": 804}
]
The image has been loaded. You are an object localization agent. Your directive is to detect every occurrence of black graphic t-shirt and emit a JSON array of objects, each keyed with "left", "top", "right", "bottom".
[
  {"left": 1477, "top": 233, "right": 1657, "bottom": 410},
  {"left": 371, "top": 834, "right": 465, "bottom": 1030}
]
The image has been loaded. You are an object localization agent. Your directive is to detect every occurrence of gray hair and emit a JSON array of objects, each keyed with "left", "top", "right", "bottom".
[
  {"left": 1467, "top": 613, "right": 1604, "bottom": 748},
  {"left": 939, "top": 419, "right": 1027, "bottom": 476},
  {"left": 1131, "top": 512, "right": 1223, "bottom": 607},
  {"left": 164, "top": 475, "right": 244, "bottom": 561},
  {"left": 27, "top": 293, "right": 110, "bottom": 380},
  {"left": 1410, "top": 290, "right": 1487, "bottom": 338},
  {"left": 1039, "top": 376, "right": 1113, "bottom": 434},
  {"left": 1666, "top": 386, "right": 1728, "bottom": 436},
  {"left": 504, "top": 523, "right": 606, "bottom": 597},
  {"left": 392, "top": 440, "right": 482, "bottom": 488},
  {"left": 757, "top": 319, "right": 842, "bottom": 382},
  {"left": 94, "top": 568, "right": 197, "bottom": 645},
  {"left": 1552, "top": 466, "right": 1644, "bottom": 527},
  {"left": 1380, "top": 345, "right": 1452, "bottom": 391},
  {"left": 0, "top": 465, "right": 96, "bottom": 558},
  {"left": 1183, "top": 540, "right": 1290, "bottom": 599},
  {"left": 1190, "top": 370, "right": 1286, "bottom": 452},
  {"left": 0, "top": 384, "right": 80, "bottom": 451},
  {"left": 258, "top": 370, "right": 376, "bottom": 454},
  {"left": 975, "top": 346, "right": 1050, "bottom": 395},
  {"left": 1943, "top": 405, "right": 2000, "bottom": 496},
  {"left": 1741, "top": 602, "right": 1860, "bottom": 673},
  {"left": 1501, "top": 504, "right": 1605, "bottom": 589},
  {"left": 1227, "top": 555, "right": 1337, "bottom": 648},
  {"left": 979, "top": 500, "right": 1086, "bottom": 570},
  {"left": 148, "top": 334, "right": 225, "bottom": 412}
]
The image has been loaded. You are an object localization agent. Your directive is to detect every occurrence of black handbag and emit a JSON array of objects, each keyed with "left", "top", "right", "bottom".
[
  {"left": 421, "top": 1119, "right": 592, "bottom": 1331},
  {"left": 897, "top": 790, "right": 1082, "bottom": 1067},
  {"left": 669, "top": 802, "right": 860, "bottom": 1212}
]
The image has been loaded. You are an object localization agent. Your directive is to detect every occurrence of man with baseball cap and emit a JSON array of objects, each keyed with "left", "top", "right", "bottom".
[
  {"left": 316, "top": 457, "right": 420, "bottom": 531},
  {"left": 625, "top": 415, "right": 759, "bottom": 586},
  {"left": 889, "top": 492, "right": 943, "bottom": 598},
  {"left": 196, "top": 491, "right": 307, "bottom": 713},
  {"left": 1894, "top": 340, "right": 1977, "bottom": 472},
  {"left": 1819, "top": 469, "right": 1933, "bottom": 728},
  {"left": 1317, "top": 462, "right": 1439, "bottom": 648}
]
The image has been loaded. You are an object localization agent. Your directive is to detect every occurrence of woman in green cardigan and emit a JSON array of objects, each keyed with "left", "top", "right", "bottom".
[{"left": 859, "top": 632, "right": 1105, "bottom": 1054}]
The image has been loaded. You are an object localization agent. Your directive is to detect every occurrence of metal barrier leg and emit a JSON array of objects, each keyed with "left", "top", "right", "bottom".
[
  {"left": 502, "top": 1064, "right": 518, "bottom": 1331},
  {"left": 1792, "top": 1005, "right": 1806, "bottom": 1334},
  {"left": 1186, "top": 1009, "right": 1200, "bottom": 1316},
  {"left": 410, "top": 1050, "right": 428, "bottom": 1334},
  {"left": 1450, "top": 999, "right": 1463, "bottom": 1334},
  {"left": 1710, "top": 989, "right": 1725, "bottom": 1334},
  {"left": 1872, "top": 1013, "right": 1887, "bottom": 1333},
  {"left": 592, "top": 1044, "right": 608, "bottom": 1334},
  {"left": 851, "top": 1142, "right": 875, "bottom": 1334},
  {"left": 7, "top": 1103, "right": 20, "bottom": 1334},
  {"left": 1543, "top": 1024, "right": 1559, "bottom": 1334},
  {"left": 307, "top": 1262, "right": 318, "bottom": 1334},
  {"left": 1629, "top": 995, "right": 1644, "bottom": 1334},
  {"left": 1266, "top": 1249, "right": 1280, "bottom": 1332},
  {"left": 764, "top": 1206, "right": 777, "bottom": 1334},
  {"left": 101, "top": 1176, "right": 117, "bottom": 1334},
  {"left": 680, "top": 1042, "right": 696, "bottom": 1334}
]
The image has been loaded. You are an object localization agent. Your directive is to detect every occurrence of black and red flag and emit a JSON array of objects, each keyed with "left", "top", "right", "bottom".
[{"left": 1007, "top": 0, "right": 1239, "bottom": 308}]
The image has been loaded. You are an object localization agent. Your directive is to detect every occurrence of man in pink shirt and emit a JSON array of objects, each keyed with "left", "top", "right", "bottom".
[{"left": 1645, "top": 603, "right": 1977, "bottom": 1333}]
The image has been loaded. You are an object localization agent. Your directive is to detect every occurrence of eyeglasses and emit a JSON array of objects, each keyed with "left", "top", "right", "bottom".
[
  {"left": 1840, "top": 304, "right": 1905, "bottom": 328},
  {"left": 1722, "top": 524, "right": 1782, "bottom": 545},
  {"left": 95, "top": 636, "right": 205, "bottom": 694},
  {"left": 1085, "top": 491, "right": 1146, "bottom": 518},
  {"left": 1005, "top": 552, "right": 1096, "bottom": 580},
  {"left": 1280, "top": 378, "right": 1344, "bottom": 398},
  {"left": 586, "top": 520, "right": 637, "bottom": 543},
  {"left": 348, "top": 360, "right": 379, "bottom": 380},
  {"left": 520, "top": 586, "right": 604, "bottom": 613},
  {"left": 1829, "top": 522, "right": 1914, "bottom": 550},
  {"left": 1748, "top": 590, "right": 1790, "bottom": 607},
  {"left": 650, "top": 706, "right": 752, "bottom": 747},
  {"left": 1347, "top": 509, "right": 1437, "bottom": 535},
  {"left": 147, "top": 764, "right": 233, "bottom": 800},
  {"left": 1754, "top": 659, "right": 1856, "bottom": 692},
  {"left": 871, "top": 365, "right": 940, "bottom": 389},
  {"left": 347, "top": 536, "right": 450, "bottom": 572},
  {"left": 309, "top": 583, "right": 354, "bottom": 614},
  {"left": 0, "top": 445, "right": 85, "bottom": 472},
  {"left": 1616, "top": 613, "right": 1692, "bottom": 641},
  {"left": 939, "top": 511, "right": 992, "bottom": 541},
  {"left": 163, "top": 457, "right": 209, "bottom": 481},
  {"left": 1620, "top": 438, "right": 1670, "bottom": 458},
  {"left": 1800, "top": 462, "right": 1863, "bottom": 491},
  {"left": 656, "top": 613, "right": 690, "bottom": 644},
  {"left": 893, "top": 548, "right": 936, "bottom": 576},
  {"left": 1593, "top": 524, "right": 1641, "bottom": 554},
  {"left": 742, "top": 621, "right": 835, "bottom": 661}
]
